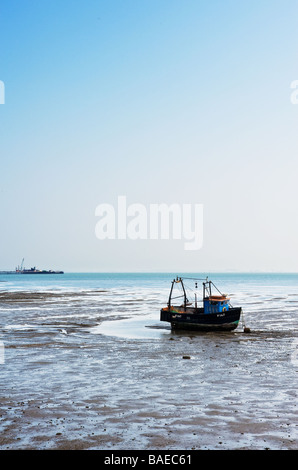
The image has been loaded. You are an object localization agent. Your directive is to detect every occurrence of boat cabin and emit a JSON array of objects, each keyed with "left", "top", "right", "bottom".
[
  {"left": 204, "top": 295, "right": 230, "bottom": 314},
  {"left": 203, "top": 280, "right": 230, "bottom": 314}
]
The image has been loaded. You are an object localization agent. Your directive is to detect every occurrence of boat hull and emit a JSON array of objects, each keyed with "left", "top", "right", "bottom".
[
  {"left": 21, "top": 271, "right": 64, "bottom": 274},
  {"left": 160, "top": 307, "right": 242, "bottom": 332}
]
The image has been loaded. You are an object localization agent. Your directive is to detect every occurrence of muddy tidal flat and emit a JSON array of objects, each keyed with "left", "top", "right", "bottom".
[{"left": 0, "top": 274, "right": 297, "bottom": 450}]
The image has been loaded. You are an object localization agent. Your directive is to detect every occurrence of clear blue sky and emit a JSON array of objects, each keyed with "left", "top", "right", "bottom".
[{"left": 1, "top": 0, "right": 298, "bottom": 272}]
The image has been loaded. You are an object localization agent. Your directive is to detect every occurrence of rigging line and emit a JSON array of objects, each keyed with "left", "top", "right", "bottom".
[
  {"left": 183, "top": 285, "right": 195, "bottom": 299},
  {"left": 183, "top": 281, "right": 200, "bottom": 296},
  {"left": 210, "top": 281, "right": 224, "bottom": 296},
  {"left": 183, "top": 281, "right": 198, "bottom": 291}
]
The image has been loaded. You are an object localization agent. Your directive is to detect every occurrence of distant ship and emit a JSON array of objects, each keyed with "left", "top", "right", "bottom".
[
  {"left": 0, "top": 259, "right": 64, "bottom": 274},
  {"left": 17, "top": 267, "right": 64, "bottom": 274}
]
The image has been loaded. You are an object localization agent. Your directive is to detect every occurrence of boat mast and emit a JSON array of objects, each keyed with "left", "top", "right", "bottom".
[
  {"left": 203, "top": 278, "right": 212, "bottom": 299},
  {"left": 180, "top": 278, "right": 187, "bottom": 311},
  {"left": 168, "top": 279, "right": 175, "bottom": 308},
  {"left": 168, "top": 277, "right": 188, "bottom": 310}
]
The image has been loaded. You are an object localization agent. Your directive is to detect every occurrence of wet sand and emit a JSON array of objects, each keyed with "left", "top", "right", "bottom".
[{"left": 0, "top": 290, "right": 297, "bottom": 450}]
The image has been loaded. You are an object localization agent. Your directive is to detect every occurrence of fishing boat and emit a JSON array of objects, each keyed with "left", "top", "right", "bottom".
[{"left": 160, "top": 277, "right": 242, "bottom": 331}]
